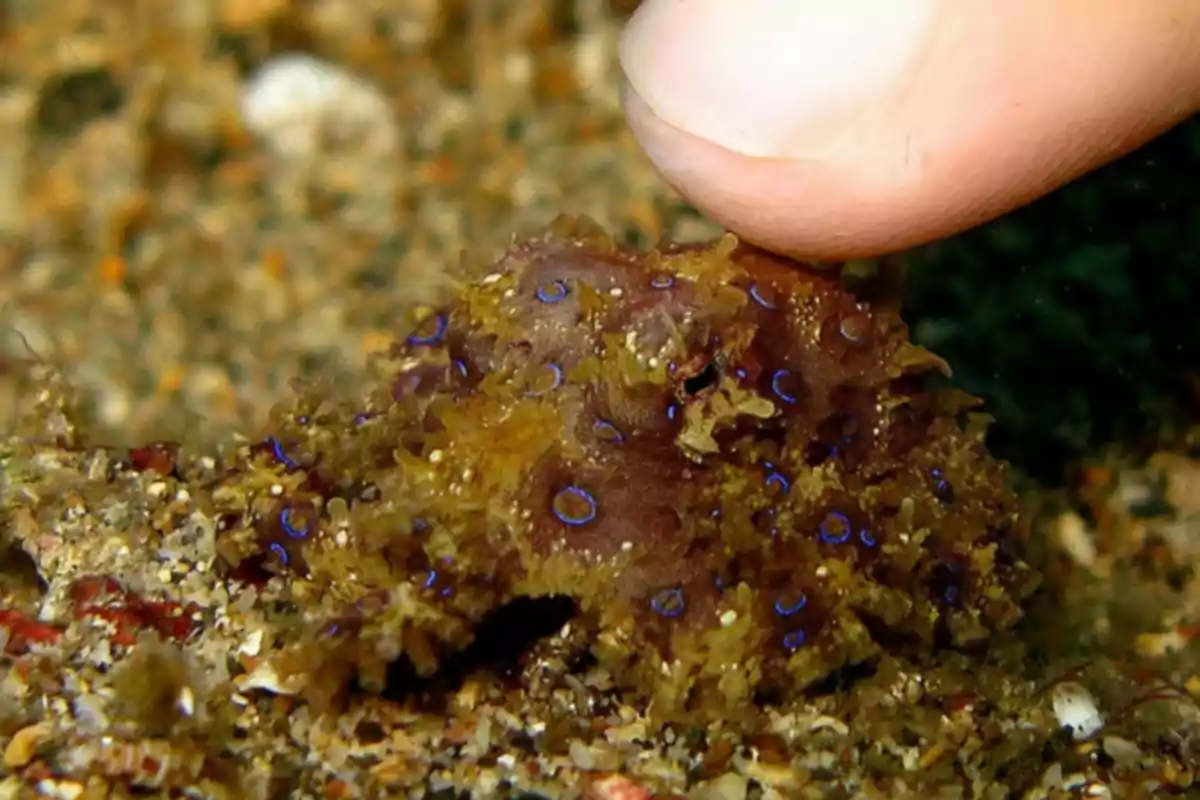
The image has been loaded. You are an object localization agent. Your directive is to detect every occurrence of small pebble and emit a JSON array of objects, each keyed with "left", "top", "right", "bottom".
[
  {"left": 569, "top": 738, "right": 621, "bottom": 772},
  {"left": 239, "top": 53, "right": 396, "bottom": 159},
  {"left": 1051, "top": 682, "right": 1104, "bottom": 740},
  {"left": 689, "top": 773, "right": 748, "bottom": 800},
  {"left": 4, "top": 722, "right": 51, "bottom": 769}
]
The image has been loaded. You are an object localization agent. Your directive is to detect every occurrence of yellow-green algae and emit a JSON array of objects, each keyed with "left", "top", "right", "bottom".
[{"left": 205, "top": 217, "right": 1038, "bottom": 723}]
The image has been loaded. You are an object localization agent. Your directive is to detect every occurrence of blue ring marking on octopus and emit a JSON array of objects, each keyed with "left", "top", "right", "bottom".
[
  {"left": 536, "top": 279, "right": 568, "bottom": 303},
  {"left": 818, "top": 511, "right": 853, "bottom": 544},
  {"left": 748, "top": 282, "right": 777, "bottom": 309},
  {"left": 765, "top": 471, "right": 791, "bottom": 495},
  {"left": 770, "top": 369, "right": 799, "bottom": 403},
  {"left": 666, "top": 403, "right": 680, "bottom": 422},
  {"left": 650, "top": 587, "right": 687, "bottom": 618},
  {"left": 423, "top": 557, "right": 454, "bottom": 593},
  {"left": 828, "top": 434, "right": 854, "bottom": 460},
  {"left": 735, "top": 367, "right": 748, "bottom": 379},
  {"left": 268, "top": 542, "right": 289, "bottom": 567},
  {"left": 412, "top": 518, "right": 430, "bottom": 533},
  {"left": 936, "top": 562, "right": 965, "bottom": 605},
  {"left": 280, "top": 507, "right": 311, "bottom": 539},
  {"left": 858, "top": 527, "right": 878, "bottom": 547},
  {"left": 453, "top": 359, "right": 469, "bottom": 378},
  {"left": 267, "top": 436, "right": 298, "bottom": 470},
  {"left": 930, "top": 468, "right": 951, "bottom": 489},
  {"left": 593, "top": 419, "right": 625, "bottom": 443},
  {"left": 774, "top": 593, "right": 808, "bottom": 616},
  {"left": 407, "top": 313, "right": 448, "bottom": 345},
  {"left": 782, "top": 629, "right": 807, "bottom": 651},
  {"left": 930, "top": 468, "right": 953, "bottom": 499},
  {"left": 759, "top": 459, "right": 789, "bottom": 492},
  {"left": 649, "top": 274, "right": 675, "bottom": 289},
  {"left": 552, "top": 485, "right": 599, "bottom": 526},
  {"left": 525, "top": 363, "right": 564, "bottom": 396}
]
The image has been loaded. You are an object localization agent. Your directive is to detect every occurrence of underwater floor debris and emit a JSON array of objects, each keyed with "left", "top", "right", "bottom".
[{"left": 0, "top": 223, "right": 1197, "bottom": 798}]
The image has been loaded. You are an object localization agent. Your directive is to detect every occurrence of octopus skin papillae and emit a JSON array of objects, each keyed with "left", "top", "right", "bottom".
[{"left": 212, "top": 216, "right": 1039, "bottom": 721}]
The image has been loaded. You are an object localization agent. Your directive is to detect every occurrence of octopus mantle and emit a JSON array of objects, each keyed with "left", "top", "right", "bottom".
[{"left": 213, "top": 218, "right": 1038, "bottom": 721}]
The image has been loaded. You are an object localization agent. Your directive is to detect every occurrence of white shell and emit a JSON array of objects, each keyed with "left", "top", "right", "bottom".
[{"left": 1052, "top": 682, "right": 1104, "bottom": 740}]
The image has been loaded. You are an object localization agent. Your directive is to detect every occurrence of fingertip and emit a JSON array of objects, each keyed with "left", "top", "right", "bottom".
[
  {"left": 622, "top": 0, "right": 1200, "bottom": 260},
  {"left": 620, "top": 0, "right": 935, "bottom": 161},
  {"left": 621, "top": 80, "right": 975, "bottom": 260}
]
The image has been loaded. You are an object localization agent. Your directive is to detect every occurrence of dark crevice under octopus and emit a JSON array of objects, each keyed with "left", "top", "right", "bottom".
[{"left": 212, "top": 216, "right": 1040, "bottom": 722}]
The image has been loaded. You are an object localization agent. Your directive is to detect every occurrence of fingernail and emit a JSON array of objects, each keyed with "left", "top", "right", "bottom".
[{"left": 620, "top": 0, "right": 936, "bottom": 159}]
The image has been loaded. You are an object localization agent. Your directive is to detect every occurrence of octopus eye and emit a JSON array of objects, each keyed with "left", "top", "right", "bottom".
[
  {"left": 818, "top": 511, "right": 852, "bottom": 544},
  {"left": 770, "top": 370, "right": 800, "bottom": 404},
  {"left": 773, "top": 592, "right": 808, "bottom": 617},
  {"left": 649, "top": 274, "right": 675, "bottom": 289},
  {"left": 525, "top": 363, "right": 564, "bottom": 396},
  {"left": 839, "top": 313, "right": 871, "bottom": 344},
  {"left": 683, "top": 363, "right": 720, "bottom": 395},
  {"left": 748, "top": 282, "right": 778, "bottom": 309},
  {"left": 593, "top": 419, "right": 625, "bottom": 443},
  {"left": 536, "top": 279, "right": 569, "bottom": 303},
  {"left": 650, "top": 587, "right": 687, "bottom": 618},
  {"left": 552, "top": 485, "right": 598, "bottom": 526},
  {"left": 407, "top": 313, "right": 448, "bottom": 346},
  {"left": 280, "top": 507, "right": 311, "bottom": 539},
  {"left": 782, "top": 629, "right": 807, "bottom": 651}
]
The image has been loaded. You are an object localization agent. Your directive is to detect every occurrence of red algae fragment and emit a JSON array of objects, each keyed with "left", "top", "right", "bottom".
[
  {"left": 0, "top": 608, "right": 64, "bottom": 653},
  {"left": 69, "top": 576, "right": 201, "bottom": 646},
  {"left": 210, "top": 217, "right": 1039, "bottom": 721},
  {"left": 125, "top": 441, "right": 180, "bottom": 476}
]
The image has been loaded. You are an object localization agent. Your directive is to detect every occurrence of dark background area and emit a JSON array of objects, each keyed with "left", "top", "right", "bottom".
[{"left": 902, "top": 116, "right": 1200, "bottom": 483}]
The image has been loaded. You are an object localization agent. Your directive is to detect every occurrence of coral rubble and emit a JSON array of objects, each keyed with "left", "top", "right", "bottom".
[{"left": 205, "top": 217, "right": 1038, "bottom": 721}]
